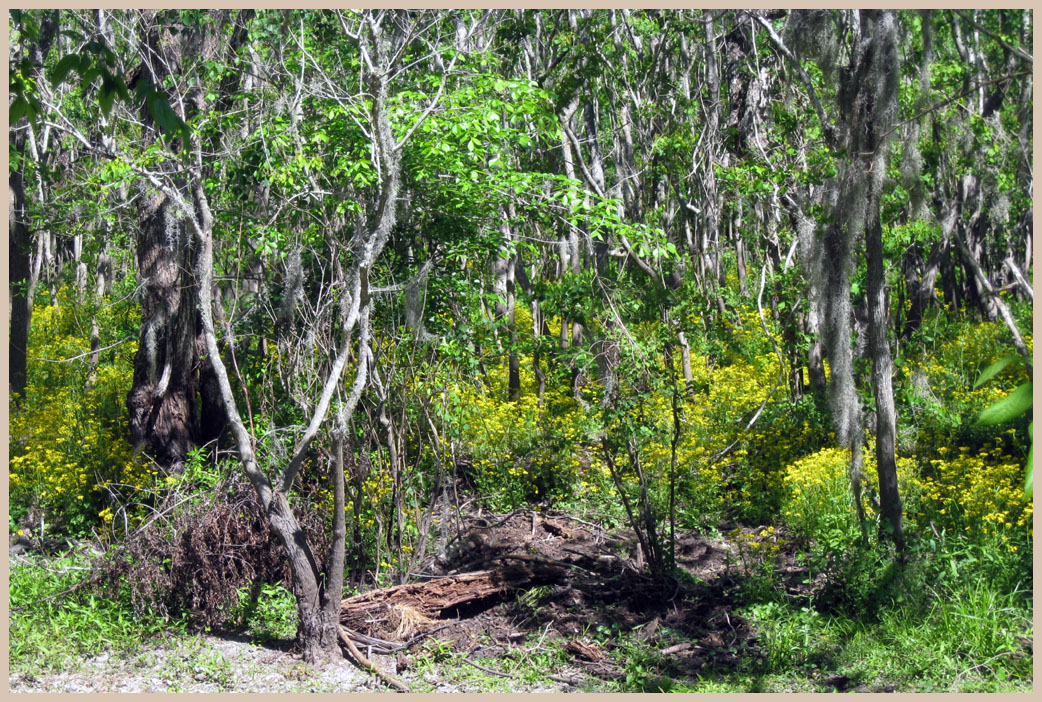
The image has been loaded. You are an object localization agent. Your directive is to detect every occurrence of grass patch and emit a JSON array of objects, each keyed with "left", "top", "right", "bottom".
[
  {"left": 9, "top": 550, "right": 187, "bottom": 675},
  {"left": 227, "top": 581, "right": 298, "bottom": 643},
  {"left": 157, "top": 635, "right": 235, "bottom": 692},
  {"left": 729, "top": 569, "right": 1033, "bottom": 692}
]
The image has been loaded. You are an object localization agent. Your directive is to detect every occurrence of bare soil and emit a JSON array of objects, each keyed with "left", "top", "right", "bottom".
[{"left": 330, "top": 509, "right": 810, "bottom": 690}]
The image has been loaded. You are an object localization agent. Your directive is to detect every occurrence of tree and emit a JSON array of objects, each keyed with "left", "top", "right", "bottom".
[
  {"left": 9, "top": 10, "right": 60, "bottom": 402},
  {"left": 785, "top": 9, "right": 906, "bottom": 546},
  {"left": 121, "top": 11, "right": 250, "bottom": 474},
  {"left": 852, "top": 10, "right": 904, "bottom": 548}
]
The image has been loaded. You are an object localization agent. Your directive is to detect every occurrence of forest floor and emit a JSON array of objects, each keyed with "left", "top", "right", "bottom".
[
  {"left": 9, "top": 509, "right": 1026, "bottom": 693},
  {"left": 8, "top": 509, "right": 889, "bottom": 693}
]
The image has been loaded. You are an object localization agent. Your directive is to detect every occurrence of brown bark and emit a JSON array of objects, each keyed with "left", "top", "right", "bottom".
[
  {"left": 9, "top": 143, "right": 32, "bottom": 402},
  {"left": 125, "top": 11, "right": 228, "bottom": 472},
  {"left": 339, "top": 565, "right": 564, "bottom": 631}
]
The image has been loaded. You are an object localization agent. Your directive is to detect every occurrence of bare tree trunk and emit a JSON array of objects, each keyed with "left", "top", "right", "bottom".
[{"left": 492, "top": 217, "right": 520, "bottom": 401}]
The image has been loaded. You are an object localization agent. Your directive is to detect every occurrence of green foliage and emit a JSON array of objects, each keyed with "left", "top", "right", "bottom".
[
  {"left": 8, "top": 11, "right": 1032, "bottom": 693},
  {"left": 9, "top": 552, "right": 185, "bottom": 675},
  {"left": 158, "top": 636, "right": 235, "bottom": 692},
  {"left": 973, "top": 354, "right": 1033, "bottom": 497},
  {"left": 727, "top": 526, "right": 785, "bottom": 604},
  {"left": 9, "top": 287, "right": 142, "bottom": 537},
  {"left": 743, "top": 601, "right": 835, "bottom": 672},
  {"left": 228, "top": 582, "right": 298, "bottom": 643},
  {"left": 734, "top": 557, "right": 1032, "bottom": 692}
]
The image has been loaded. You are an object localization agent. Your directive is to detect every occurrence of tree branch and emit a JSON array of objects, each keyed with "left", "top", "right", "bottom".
[{"left": 752, "top": 12, "right": 835, "bottom": 148}]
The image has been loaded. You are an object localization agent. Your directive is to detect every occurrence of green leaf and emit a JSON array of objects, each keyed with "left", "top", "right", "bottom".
[
  {"left": 973, "top": 355, "right": 1020, "bottom": 389},
  {"left": 60, "top": 28, "right": 86, "bottom": 43},
  {"left": 113, "top": 75, "right": 131, "bottom": 103},
  {"left": 79, "top": 67, "right": 100, "bottom": 89},
  {"left": 50, "top": 53, "right": 81, "bottom": 87},
  {"left": 99, "top": 87, "right": 115, "bottom": 117},
  {"left": 99, "top": 74, "right": 117, "bottom": 117},
  {"left": 78, "top": 52, "right": 94, "bottom": 74},
  {"left": 9, "top": 96, "right": 30, "bottom": 124},
  {"left": 976, "top": 383, "right": 1032, "bottom": 426},
  {"left": 148, "top": 94, "right": 187, "bottom": 138}
]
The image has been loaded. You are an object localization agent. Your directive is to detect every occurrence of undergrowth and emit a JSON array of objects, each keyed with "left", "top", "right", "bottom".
[{"left": 8, "top": 551, "right": 187, "bottom": 675}]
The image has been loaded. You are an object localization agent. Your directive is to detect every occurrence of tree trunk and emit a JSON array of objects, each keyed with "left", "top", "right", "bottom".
[
  {"left": 492, "top": 218, "right": 520, "bottom": 401},
  {"left": 126, "top": 191, "right": 213, "bottom": 473},
  {"left": 8, "top": 10, "right": 60, "bottom": 403},
  {"left": 125, "top": 11, "right": 225, "bottom": 473},
  {"left": 9, "top": 141, "right": 32, "bottom": 403},
  {"left": 856, "top": 10, "right": 904, "bottom": 548}
]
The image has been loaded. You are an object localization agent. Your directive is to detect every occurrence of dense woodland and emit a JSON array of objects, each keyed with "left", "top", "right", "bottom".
[{"left": 8, "top": 9, "right": 1034, "bottom": 692}]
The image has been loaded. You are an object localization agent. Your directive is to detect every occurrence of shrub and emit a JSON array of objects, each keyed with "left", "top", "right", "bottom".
[{"left": 9, "top": 287, "right": 142, "bottom": 536}]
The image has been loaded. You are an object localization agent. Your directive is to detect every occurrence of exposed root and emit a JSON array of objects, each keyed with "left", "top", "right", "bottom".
[{"left": 338, "top": 625, "right": 410, "bottom": 693}]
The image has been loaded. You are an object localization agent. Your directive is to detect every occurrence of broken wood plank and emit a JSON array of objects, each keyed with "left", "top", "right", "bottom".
[
  {"left": 340, "top": 564, "right": 565, "bottom": 632},
  {"left": 565, "top": 639, "right": 605, "bottom": 662}
]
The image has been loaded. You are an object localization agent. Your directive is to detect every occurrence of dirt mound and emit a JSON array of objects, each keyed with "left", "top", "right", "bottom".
[{"left": 337, "top": 509, "right": 774, "bottom": 684}]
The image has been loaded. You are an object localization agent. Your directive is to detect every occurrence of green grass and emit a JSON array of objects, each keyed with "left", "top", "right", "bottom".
[
  {"left": 9, "top": 550, "right": 188, "bottom": 675},
  {"left": 157, "top": 635, "right": 235, "bottom": 692},
  {"left": 227, "top": 581, "right": 298, "bottom": 643},
  {"left": 710, "top": 568, "right": 1033, "bottom": 693}
]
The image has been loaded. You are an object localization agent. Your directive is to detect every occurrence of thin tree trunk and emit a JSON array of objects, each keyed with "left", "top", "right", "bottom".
[
  {"left": 8, "top": 10, "right": 60, "bottom": 403},
  {"left": 9, "top": 142, "right": 32, "bottom": 402},
  {"left": 858, "top": 10, "right": 904, "bottom": 548}
]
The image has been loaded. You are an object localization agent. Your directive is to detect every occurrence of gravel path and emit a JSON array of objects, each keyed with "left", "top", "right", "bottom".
[
  {"left": 8, "top": 632, "right": 571, "bottom": 694},
  {"left": 8, "top": 634, "right": 376, "bottom": 694}
]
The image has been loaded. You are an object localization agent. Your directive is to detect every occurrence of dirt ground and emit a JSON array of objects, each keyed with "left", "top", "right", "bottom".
[{"left": 334, "top": 508, "right": 808, "bottom": 689}]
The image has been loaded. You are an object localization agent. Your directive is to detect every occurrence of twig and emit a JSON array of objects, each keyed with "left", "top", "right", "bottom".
[
  {"left": 951, "top": 650, "right": 1017, "bottom": 689},
  {"left": 28, "top": 335, "right": 135, "bottom": 363},
  {"left": 8, "top": 553, "right": 90, "bottom": 574},
  {"left": 544, "top": 511, "right": 606, "bottom": 534},
  {"left": 9, "top": 570, "right": 104, "bottom": 614},
  {"left": 338, "top": 625, "right": 410, "bottom": 692},
  {"left": 660, "top": 642, "right": 693, "bottom": 655}
]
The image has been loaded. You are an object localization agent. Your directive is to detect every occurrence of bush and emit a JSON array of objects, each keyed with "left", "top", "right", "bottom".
[{"left": 9, "top": 287, "right": 142, "bottom": 536}]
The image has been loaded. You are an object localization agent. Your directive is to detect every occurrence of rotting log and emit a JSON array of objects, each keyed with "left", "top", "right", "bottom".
[{"left": 340, "top": 563, "right": 565, "bottom": 632}]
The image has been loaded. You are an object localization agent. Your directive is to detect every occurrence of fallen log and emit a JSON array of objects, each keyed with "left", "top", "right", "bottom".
[
  {"left": 541, "top": 518, "right": 583, "bottom": 540},
  {"left": 340, "top": 563, "right": 565, "bottom": 634}
]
